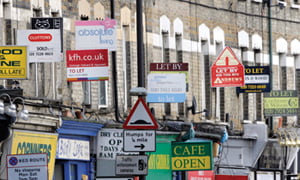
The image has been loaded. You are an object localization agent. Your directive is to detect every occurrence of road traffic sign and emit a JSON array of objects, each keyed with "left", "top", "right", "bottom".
[
  {"left": 116, "top": 155, "right": 148, "bottom": 175},
  {"left": 211, "top": 46, "right": 245, "bottom": 87},
  {"left": 7, "top": 153, "right": 48, "bottom": 180},
  {"left": 123, "top": 130, "right": 156, "bottom": 152},
  {"left": 123, "top": 97, "right": 158, "bottom": 129}
]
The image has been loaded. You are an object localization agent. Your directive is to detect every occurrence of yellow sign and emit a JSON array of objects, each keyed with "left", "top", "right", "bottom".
[
  {"left": 172, "top": 156, "right": 211, "bottom": 170},
  {"left": 11, "top": 130, "right": 58, "bottom": 180},
  {"left": 0, "top": 46, "right": 28, "bottom": 79},
  {"left": 264, "top": 90, "right": 299, "bottom": 116},
  {"left": 148, "top": 154, "right": 170, "bottom": 169}
]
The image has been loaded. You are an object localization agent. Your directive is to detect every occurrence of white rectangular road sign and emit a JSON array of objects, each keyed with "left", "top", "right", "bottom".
[
  {"left": 7, "top": 153, "right": 48, "bottom": 180},
  {"left": 123, "top": 130, "right": 156, "bottom": 152},
  {"left": 116, "top": 155, "right": 148, "bottom": 175}
]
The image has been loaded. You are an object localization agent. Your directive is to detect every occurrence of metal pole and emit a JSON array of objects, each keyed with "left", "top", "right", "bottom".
[
  {"left": 110, "top": 0, "right": 120, "bottom": 122},
  {"left": 267, "top": 0, "right": 273, "bottom": 91},
  {"left": 136, "top": 1, "right": 146, "bottom": 180},
  {"left": 267, "top": 0, "right": 273, "bottom": 135},
  {"left": 137, "top": 0, "right": 145, "bottom": 88}
]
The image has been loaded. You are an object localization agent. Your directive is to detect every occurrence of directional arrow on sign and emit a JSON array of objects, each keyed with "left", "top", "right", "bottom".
[
  {"left": 134, "top": 144, "right": 145, "bottom": 150},
  {"left": 123, "top": 130, "right": 156, "bottom": 152}
]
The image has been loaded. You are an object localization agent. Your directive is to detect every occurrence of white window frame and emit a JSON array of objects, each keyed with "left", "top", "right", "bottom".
[
  {"left": 82, "top": 81, "right": 91, "bottom": 105},
  {"left": 98, "top": 81, "right": 108, "bottom": 108}
]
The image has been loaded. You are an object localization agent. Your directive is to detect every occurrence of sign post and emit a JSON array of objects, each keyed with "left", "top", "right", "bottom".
[{"left": 123, "top": 95, "right": 158, "bottom": 180}]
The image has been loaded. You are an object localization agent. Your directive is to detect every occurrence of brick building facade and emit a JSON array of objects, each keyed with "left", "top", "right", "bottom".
[
  {"left": 1, "top": 0, "right": 299, "bottom": 125},
  {"left": 0, "top": 0, "right": 300, "bottom": 178}
]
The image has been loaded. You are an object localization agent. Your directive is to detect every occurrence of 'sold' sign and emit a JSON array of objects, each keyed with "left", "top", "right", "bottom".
[
  {"left": 211, "top": 47, "right": 244, "bottom": 87},
  {"left": 171, "top": 141, "right": 213, "bottom": 171}
]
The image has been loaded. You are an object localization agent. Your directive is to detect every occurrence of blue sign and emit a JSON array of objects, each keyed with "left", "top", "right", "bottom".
[{"left": 147, "top": 73, "right": 186, "bottom": 103}]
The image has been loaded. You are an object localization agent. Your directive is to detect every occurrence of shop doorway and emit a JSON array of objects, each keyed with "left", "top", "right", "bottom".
[{"left": 53, "top": 160, "right": 89, "bottom": 180}]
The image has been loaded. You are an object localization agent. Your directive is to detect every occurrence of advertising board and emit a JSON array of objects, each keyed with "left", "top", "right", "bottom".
[
  {"left": 66, "top": 49, "right": 109, "bottom": 81},
  {"left": 17, "top": 29, "right": 61, "bottom": 63},
  {"left": 264, "top": 90, "right": 298, "bottom": 116},
  {"left": 10, "top": 130, "right": 58, "bottom": 180},
  {"left": 171, "top": 141, "right": 213, "bottom": 171},
  {"left": 0, "top": 46, "right": 28, "bottom": 79},
  {"left": 75, "top": 18, "right": 117, "bottom": 51}
]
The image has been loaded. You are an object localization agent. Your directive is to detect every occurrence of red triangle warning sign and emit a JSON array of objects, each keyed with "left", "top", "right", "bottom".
[{"left": 123, "top": 97, "right": 158, "bottom": 129}]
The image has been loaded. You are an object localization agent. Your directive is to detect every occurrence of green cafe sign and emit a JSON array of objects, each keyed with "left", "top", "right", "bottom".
[{"left": 171, "top": 141, "right": 213, "bottom": 171}]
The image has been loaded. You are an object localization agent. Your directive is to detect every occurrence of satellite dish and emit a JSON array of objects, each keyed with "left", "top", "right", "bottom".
[
  {"left": 187, "top": 96, "right": 197, "bottom": 115},
  {"left": 150, "top": 107, "right": 155, "bottom": 117},
  {"left": 187, "top": 96, "right": 209, "bottom": 116}
]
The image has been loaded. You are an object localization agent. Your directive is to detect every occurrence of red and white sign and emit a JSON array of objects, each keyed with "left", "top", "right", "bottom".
[
  {"left": 17, "top": 29, "right": 61, "bottom": 63},
  {"left": 211, "top": 46, "right": 244, "bottom": 87},
  {"left": 123, "top": 97, "right": 158, "bottom": 129},
  {"left": 188, "top": 170, "right": 214, "bottom": 180},
  {"left": 28, "top": 33, "right": 53, "bottom": 42},
  {"left": 66, "top": 49, "right": 109, "bottom": 82}
]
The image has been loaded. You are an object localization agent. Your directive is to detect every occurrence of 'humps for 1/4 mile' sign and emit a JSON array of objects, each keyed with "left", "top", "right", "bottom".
[{"left": 171, "top": 141, "right": 213, "bottom": 171}]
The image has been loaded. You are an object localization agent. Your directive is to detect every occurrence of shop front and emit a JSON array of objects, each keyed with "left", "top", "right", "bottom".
[
  {"left": 54, "top": 119, "right": 103, "bottom": 180},
  {"left": 0, "top": 129, "right": 58, "bottom": 180},
  {"left": 147, "top": 132, "right": 179, "bottom": 180}
]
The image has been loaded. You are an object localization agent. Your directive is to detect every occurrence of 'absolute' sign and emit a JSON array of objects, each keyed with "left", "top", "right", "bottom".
[{"left": 171, "top": 141, "right": 213, "bottom": 171}]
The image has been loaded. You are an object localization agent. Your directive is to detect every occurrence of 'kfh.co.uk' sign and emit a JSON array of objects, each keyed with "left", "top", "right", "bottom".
[
  {"left": 75, "top": 18, "right": 117, "bottom": 51},
  {"left": 66, "top": 49, "right": 108, "bottom": 82}
]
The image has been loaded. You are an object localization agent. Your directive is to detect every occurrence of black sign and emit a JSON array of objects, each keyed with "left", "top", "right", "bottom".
[{"left": 236, "top": 66, "right": 270, "bottom": 93}]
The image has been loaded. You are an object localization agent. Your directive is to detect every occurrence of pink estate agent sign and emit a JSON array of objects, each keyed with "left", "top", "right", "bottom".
[{"left": 75, "top": 18, "right": 117, "bottom": 51}]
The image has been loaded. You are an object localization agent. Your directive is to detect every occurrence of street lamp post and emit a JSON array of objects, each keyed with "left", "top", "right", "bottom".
[
  {"left": 267, "top": 0, "right": 273, "bottom": 91},
  {"left": 136, "top": 0, "right": 146, "bottom": 180}
]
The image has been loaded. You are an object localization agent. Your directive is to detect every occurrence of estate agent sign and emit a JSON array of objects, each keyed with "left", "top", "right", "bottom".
[{"left": 264, "top": 90, "right": 298, "bottom": 116}]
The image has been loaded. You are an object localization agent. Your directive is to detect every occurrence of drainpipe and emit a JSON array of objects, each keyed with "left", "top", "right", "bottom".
[{"left": 110, "top": 0, "right": 120, "bottom": 122}]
